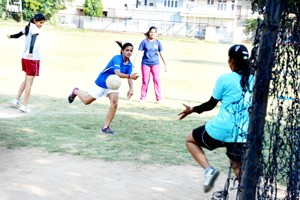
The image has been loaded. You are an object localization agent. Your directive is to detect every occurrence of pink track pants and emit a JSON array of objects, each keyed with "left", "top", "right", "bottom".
[{"left": 140, "top": 64, "right": 161, "bottom": 101}]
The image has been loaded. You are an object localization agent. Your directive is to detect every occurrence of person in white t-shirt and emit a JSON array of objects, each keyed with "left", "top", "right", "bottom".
[
  {"left": 7, "top": 13, "right": 46, "bottom": 113},
  {"left": 178, "top": 44, "right": 254, "bottom": 193}
]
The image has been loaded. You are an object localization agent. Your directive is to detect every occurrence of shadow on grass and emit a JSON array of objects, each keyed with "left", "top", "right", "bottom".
[{"left": 0, "top": 93, "right": 229, "bottom": 171}]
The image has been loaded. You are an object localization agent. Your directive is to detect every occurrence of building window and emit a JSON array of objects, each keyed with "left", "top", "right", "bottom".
[
  {"left": 164, "top": 0, "right": 178, "bottom": 7},
  {"left": 231, "top": 0, "right": 235, "bottom": 10},
  {"left": 218, "top": 0, "right": 227, "bottom": 11},
  {"left": 207, "top": 0, "right": 214, "bottom": 5}
]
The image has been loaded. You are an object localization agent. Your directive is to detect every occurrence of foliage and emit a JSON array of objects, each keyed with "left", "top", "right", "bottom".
[
  {"left": 22, "top": 0, "right": 72, "bottom": 21},
  {"left": 251, "top": 0, "right": 300, "bottom": 13},
  {"left": 83, "top": 0, "right": 103, "bottom": 17},
  {"left": 244, "top": 18, "right": 258, "bottom": 35}
]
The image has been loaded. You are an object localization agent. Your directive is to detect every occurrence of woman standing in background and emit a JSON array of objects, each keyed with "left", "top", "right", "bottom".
[
  {"left": 134, "top": 26, "right": 167, "bottom": 103},
  {"left": 7, "top": 13, "right": 46, "bottom": 113}
]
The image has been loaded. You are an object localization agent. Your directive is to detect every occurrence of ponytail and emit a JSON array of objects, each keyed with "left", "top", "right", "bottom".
[
  {"left": 228, "top": 44, "right": 251, "bottom": 91},
  {"left": 115, "top": 41, "right": 133, "bottom": 54}
]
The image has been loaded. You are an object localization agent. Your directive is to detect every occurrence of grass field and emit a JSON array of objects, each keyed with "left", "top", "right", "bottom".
[{"left": 0, "top": 23, "right": 252, "bottom": 171}]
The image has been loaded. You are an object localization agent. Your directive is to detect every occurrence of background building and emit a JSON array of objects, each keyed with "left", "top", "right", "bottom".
[{"left": 57, "top": 0, "right": 254, "bottom": 43}]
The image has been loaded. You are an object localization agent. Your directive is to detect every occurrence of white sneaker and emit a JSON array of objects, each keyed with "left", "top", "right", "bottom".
[
  {"left": 203, "top": 167, "right": 219, "bottom": 193},
  {"left": 20, "top": 105, "right": 31, "bottom": 113},
  {"left": 12, "top": 99, "right": 21, "bottom": 107}
]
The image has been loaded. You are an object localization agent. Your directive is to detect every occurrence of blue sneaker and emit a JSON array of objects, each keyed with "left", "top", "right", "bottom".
[{"left": 101, "top": 126, "right": 116, "bottom": 135}]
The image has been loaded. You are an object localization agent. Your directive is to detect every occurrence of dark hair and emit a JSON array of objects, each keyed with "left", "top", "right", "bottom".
[
  {"left": 24, "top": 13, "right": 46, "bottom": 36},
  {"left": 144, "top": 26, "right": 157, "bottom": 37},
  {"left": 228, "top": 44, "right": 251, "bottom": 91},
  {"left": 115, "top": 41, "right": 133, "bottom": 54}
]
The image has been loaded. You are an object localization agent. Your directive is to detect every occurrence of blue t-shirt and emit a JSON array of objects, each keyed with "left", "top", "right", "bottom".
[
  {"left": 138, "top": 38, "right": 163, "bottom": 66},
  {"left": 205, "top": 72, "right": 254, "bottom": 143},
  {"left": 95, "top": 54, "right": 133, "bottom": 88}
]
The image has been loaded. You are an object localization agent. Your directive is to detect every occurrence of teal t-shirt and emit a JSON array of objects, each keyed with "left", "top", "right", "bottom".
[{"left": 205, "top": 72, "right": 254, "bottom": 143}]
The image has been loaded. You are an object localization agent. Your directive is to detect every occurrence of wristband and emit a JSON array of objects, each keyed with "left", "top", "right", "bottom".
[{"left": 128, "top": 74, "right": 132, "bottom": 79}]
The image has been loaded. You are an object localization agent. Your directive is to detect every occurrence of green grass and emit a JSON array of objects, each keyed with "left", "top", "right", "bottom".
[{"left": 0, "top": 23, "right": 247, "bottom": 171}]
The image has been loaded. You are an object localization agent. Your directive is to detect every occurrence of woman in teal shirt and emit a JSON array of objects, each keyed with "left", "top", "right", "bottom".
[{"left": 179, "top": 44, "right": 254, "bottom": 193}]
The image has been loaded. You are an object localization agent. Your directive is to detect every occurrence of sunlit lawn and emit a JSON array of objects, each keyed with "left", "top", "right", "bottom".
[{"left": 0, "top": 22, "right": 251, "bottom": 170}]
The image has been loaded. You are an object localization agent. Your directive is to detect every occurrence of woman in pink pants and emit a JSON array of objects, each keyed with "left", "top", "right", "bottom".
[{"left": 134, "top": 26, "right": 167, "bottom": 103}]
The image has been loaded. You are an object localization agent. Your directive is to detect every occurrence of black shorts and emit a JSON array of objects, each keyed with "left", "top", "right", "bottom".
[{"left": 192, "top": 125, "right": 245, "bottom": 162}]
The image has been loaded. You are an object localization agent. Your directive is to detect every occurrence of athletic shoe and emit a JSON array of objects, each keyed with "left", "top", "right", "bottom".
[
  {"left": 12, "top": 99, "right": 21, "bottom": 107},
  {"left": 68, "top": 87, "right": 78, "bottom": 103},
  {"left": 19, "top": 105, "right": 31, "bottom": 113},
  {"left": 101, "top": 126, "right": 116, "bottom": 135},
  {"left": 204, "top": 167, "right": 219, "bottom": 193}
]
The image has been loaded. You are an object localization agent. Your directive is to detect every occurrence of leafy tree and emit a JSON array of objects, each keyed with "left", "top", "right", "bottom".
[
  {"left": 22, "top": 0, "right": 72, "bottom": 21},
  {"left": 244, "top": 18, "right": 259, "bottom": 36},
  {"left": 83, "top": 0, "right": 103, "bottom": 17}
]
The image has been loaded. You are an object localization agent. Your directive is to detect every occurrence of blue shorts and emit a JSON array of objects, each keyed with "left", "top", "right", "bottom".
[{"left": 192, "top": 125, "right": 245, "bottom": 162}]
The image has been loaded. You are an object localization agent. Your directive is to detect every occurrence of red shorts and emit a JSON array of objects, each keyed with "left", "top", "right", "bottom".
[{"left": 22, "top": 58, "right": 40, "bottom": 76}]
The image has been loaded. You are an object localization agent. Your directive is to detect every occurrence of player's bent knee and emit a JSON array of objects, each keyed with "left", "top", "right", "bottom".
[
  {"left": 83, "top": 101, "right": 91, "bottom": 105},
  {"left": 110, "top": 101, "right": 118, "bottom": 108},
  {"left": 83, "top": 97, "right": 96, "bottom": 105}
]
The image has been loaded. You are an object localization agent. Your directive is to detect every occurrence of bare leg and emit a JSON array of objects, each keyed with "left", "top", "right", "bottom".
[
  {"left": 22, "top": 75, "right": 35, "bottom": 106},
  {"left": 185, "top": 132, "right": 211, "bottom": 169},
  {"left": 75, "top": 89, "right": 96, "bottom": 105},
  {"left": 103, "top": 92, "right": 119, "bottom": 127},
  {"left": 230, "top": 159, "right": 241, "bottom": 180},
  {"left": 186, "top": 131, "right": 219, "bottom": 192},
  {"left": 15, "top": 74, "right": 27, "bottom": 101}
]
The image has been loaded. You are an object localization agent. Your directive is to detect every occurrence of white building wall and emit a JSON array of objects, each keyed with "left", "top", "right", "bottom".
[{"left": 57, "top": 0, "right": 253, "bottom": 42}]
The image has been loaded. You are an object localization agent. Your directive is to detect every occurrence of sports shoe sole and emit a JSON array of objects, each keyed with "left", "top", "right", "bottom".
[{"left": 204, "top": 170, "right": 219, "bottom": 193}]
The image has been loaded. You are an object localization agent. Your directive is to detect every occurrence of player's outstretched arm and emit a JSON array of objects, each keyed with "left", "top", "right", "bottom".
[
  {"left": 7, "top": 31, "right": 24, "bottom": 39},
  {"left": 178, "top": 103, "right": 193, "bottom": 120}
]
